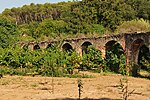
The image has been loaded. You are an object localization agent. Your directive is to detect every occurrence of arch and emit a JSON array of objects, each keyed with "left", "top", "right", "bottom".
[
  {"left": 39, "top": 41, "right": 48, "bottom": 49},
  {"left": 105, "top": 40, "right": 126, "bottom": 74},
  {"left": 130, "top": 39, "right": 145, "bottom": 64},
  {"left": 105, "top": 40, "right": 124, "bottom": 52},
  {"left": 138, "top": 45, "right": 150, "bottom": 70},
  {"left": 106, "top": 40, "right": 117, "bottom": 51},
  {"left": 46, "top": 44, "right": 53, "bottom": 49},
  {"left": 62, "top": 43, "right": 73, "bottom": 51},
  {"left": 33, "top": 44, "right": 40, "bottom": 50},
  {"left": 81, "top": 41, "right": 92, "bottom": 54}
]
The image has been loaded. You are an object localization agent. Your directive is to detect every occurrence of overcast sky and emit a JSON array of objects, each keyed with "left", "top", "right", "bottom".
[{"left": 0, "top": 0, "right": 71, "bottom": 13}]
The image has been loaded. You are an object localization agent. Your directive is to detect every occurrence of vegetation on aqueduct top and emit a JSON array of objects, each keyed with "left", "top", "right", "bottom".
[{"left": 0, "top": 0, "right": 150, "bottom": 77}]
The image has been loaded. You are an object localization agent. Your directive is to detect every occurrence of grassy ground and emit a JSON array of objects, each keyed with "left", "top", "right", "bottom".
[{"left": 0, "top": 72, "right": 150, "bottom": 100}]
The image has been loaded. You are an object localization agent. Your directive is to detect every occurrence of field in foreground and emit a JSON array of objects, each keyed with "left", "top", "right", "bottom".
[{"left": 0, "top": 72, "right": 150, "bottom": 100}]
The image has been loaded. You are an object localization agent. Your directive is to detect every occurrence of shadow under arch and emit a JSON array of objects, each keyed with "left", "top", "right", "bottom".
[
  {"left": 62, "top": 43, "right": 73, "bottom": 52},
  {"left": 105, "top": 40, "right": 126, "bottom": 74},
  {"left": 138, "top": 45, "right": 150, "bottom": 70},
  {"left": 81, "top": 41, "right": 92, "bottom": 54},
  {"left": 46, "top": 44, "right": 53, "bottom": 49},
  {"left": 33, "top": 44, "right": 40, "bottom": 50},
  {"left": 105, "top": 40, "right": 125, "bottom": 56},
  {"left": 106, "top": 40, "right": 117, "bottom": 51}
]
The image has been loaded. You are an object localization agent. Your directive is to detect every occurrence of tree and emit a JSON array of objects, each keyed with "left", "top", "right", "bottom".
[
  {"left": 106, "top": 43, "right": 127, "bottom": 75},
  {"left": 0, "top": 15, "right": 17, "bottom": 48},
  {"left": 81, "top": 46, "right": 105, "bottom": 72},
  {"left": 35, "top": 18, "right": 68, "bottom": 38},
  {"left": 125, "top": 0, "right": 150, "bottom": 20}
]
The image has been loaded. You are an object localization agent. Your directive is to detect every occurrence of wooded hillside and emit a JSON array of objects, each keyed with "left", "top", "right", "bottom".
[{"left": 0, "top": 0, "right": 150, "bottom": 47}]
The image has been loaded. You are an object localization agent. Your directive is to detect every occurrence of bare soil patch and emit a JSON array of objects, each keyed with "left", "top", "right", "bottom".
[{"left": 0, "top": 73, "right": 150, "bottom": 100}]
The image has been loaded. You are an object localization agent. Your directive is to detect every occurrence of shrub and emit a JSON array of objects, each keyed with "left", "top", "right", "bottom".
[
  {"left": 105, "top": 43, "right": 127, "bottom": 75},
  {"left": 81, "top": 46, "right": 105, "bottom": 72},
  {"left": 116, "top": 19, "right": 150, "bottom": 33}
]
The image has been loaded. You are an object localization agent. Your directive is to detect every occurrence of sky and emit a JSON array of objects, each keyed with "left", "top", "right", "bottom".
[{"left": 0, "top": 0, "right": 71, "bottom": 13}]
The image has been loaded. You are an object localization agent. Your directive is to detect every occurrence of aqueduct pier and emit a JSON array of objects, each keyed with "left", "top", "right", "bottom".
[{"left": 20, "top": 32, "right": 150, "bottom": 75}]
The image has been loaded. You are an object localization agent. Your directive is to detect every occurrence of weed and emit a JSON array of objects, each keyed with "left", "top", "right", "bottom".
[
  {"left": 31, "top": 84, "right": 38, "bottom": 87},
  {"left": 119, "top": 77, "right": 135, "bottom": 100},
  {"left": 78, "top": 79, "right": 83, "bottom": 100}
]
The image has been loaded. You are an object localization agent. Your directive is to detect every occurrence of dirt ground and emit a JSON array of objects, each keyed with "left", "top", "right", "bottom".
[{"left": 0, "top": 72, "right": 150, "bottom": 100}]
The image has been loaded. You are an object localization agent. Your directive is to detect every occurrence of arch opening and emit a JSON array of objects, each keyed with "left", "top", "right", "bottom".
[
  {"left": 129, "top": 39, "right": 147, "bottom": 76},
  {"left": 106, "top": 40, "right": 125, "bottom": 56},
  {"left": 62, "top": 43, "right": 73, "bottom": 52},
  {"left": 46, "top": 44, "right": 53, "bottom": 49},
  {"left": 33, "top": 44, "right": 40, "bottom": 50},
  {"left": 138, "top": 45, "right": 150, "bottom": 70},
  {"left": 81, "top": 41, "right": 92, "bottom": 54},
  {"left": 105, "top": 40, "right": 126, "bottom": 74}
]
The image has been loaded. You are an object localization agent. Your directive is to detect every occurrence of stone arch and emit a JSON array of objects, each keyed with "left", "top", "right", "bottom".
[
  {"left": 130, "top": 39, "right": 145, "bottom": 64},
  {"left": 33, "top": 44, "right": 40, "bottom": 50},
  {"left": 39, "top": 41, "right": 48, "bottom": 49},
  {"left": 105, "top": 40, "right": 125, "bottom": 73},
  {"left": 105, "top": 40, "right": 124, "bottom": 52},
  {"left": 46, "top": 44, "right": 53, "bottom": 49},
  {"left": 62, "top": 43, "right": 73, "bottom": 51},
  {"left": 106, "top": 40, "right": 117, "bottom": 51},
  {"left": 81, "top": 41, "right": 92, "bottom": 54},
  {"left": 138, "top": 45, "right": 150, "bottom": 70}
]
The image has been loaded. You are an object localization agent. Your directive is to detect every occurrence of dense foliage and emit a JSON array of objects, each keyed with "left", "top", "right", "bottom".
[
  {"left": 0, "top": 45, "right": 128, "bottom": 76},
  {"left": 138, "top": 45, "right": 150, "bottom": 73},
  {"left": 106, "top": 43, "right": 126, "bottom": 75},
  {"left": 81, "top": 46, "right": 105, "bottom": 72},
  {"left": 0, "top": 46, "right": 80, "bottom": 76},
  {"left": 0, "top": 0, "right": 150, "bottom": 77},
  {"left": 0, "top": 16, "right": 18, "bottom": 48},
  {"left": 1, "top": 0, "right": 150, "bottom": 39}
]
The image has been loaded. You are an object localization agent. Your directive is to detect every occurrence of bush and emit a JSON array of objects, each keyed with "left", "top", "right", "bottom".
[
  {"left": 81, "top": 46, "right": 105, "bottom": 72},
  {"left": 116, "top": 19, "right": 150, "bottom": 33},
  {"left": 0, "top": 44, "right": 129, "bottom": 76},
  {"left": 105, "top": 43, "right": 127, "bottom": 75}
]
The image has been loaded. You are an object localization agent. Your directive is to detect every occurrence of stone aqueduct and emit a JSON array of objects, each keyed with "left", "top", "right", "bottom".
[{"left": 20, "top": 32, "right": 150, "bottom": 75}]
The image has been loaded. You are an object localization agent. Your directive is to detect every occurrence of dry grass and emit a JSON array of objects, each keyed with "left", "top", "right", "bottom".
[
  {"left": 0, "top": 73, "right": 150, "bottom": 100},
  {"left": 116, "top": 19, "right": 150, "bottom": 33}
]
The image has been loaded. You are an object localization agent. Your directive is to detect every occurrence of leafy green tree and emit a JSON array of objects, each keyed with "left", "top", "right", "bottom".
[
  {"left": 35, "top": 19, "right": 68, "bottom": 38},
  {"left": 81, "top": 46, "right": 105, "bottom": 72},
  {"left": 0, "top": 15, "right": 17, "bottom": 48},
  {"left": 125, "top": 0, "right": 150, "bottom": 20},
  {"left": 106, "top": 43, "right": 127, "bottom": 75},
  {"left": 18, "top": 22, "right": 39, "bottom": 39}
]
